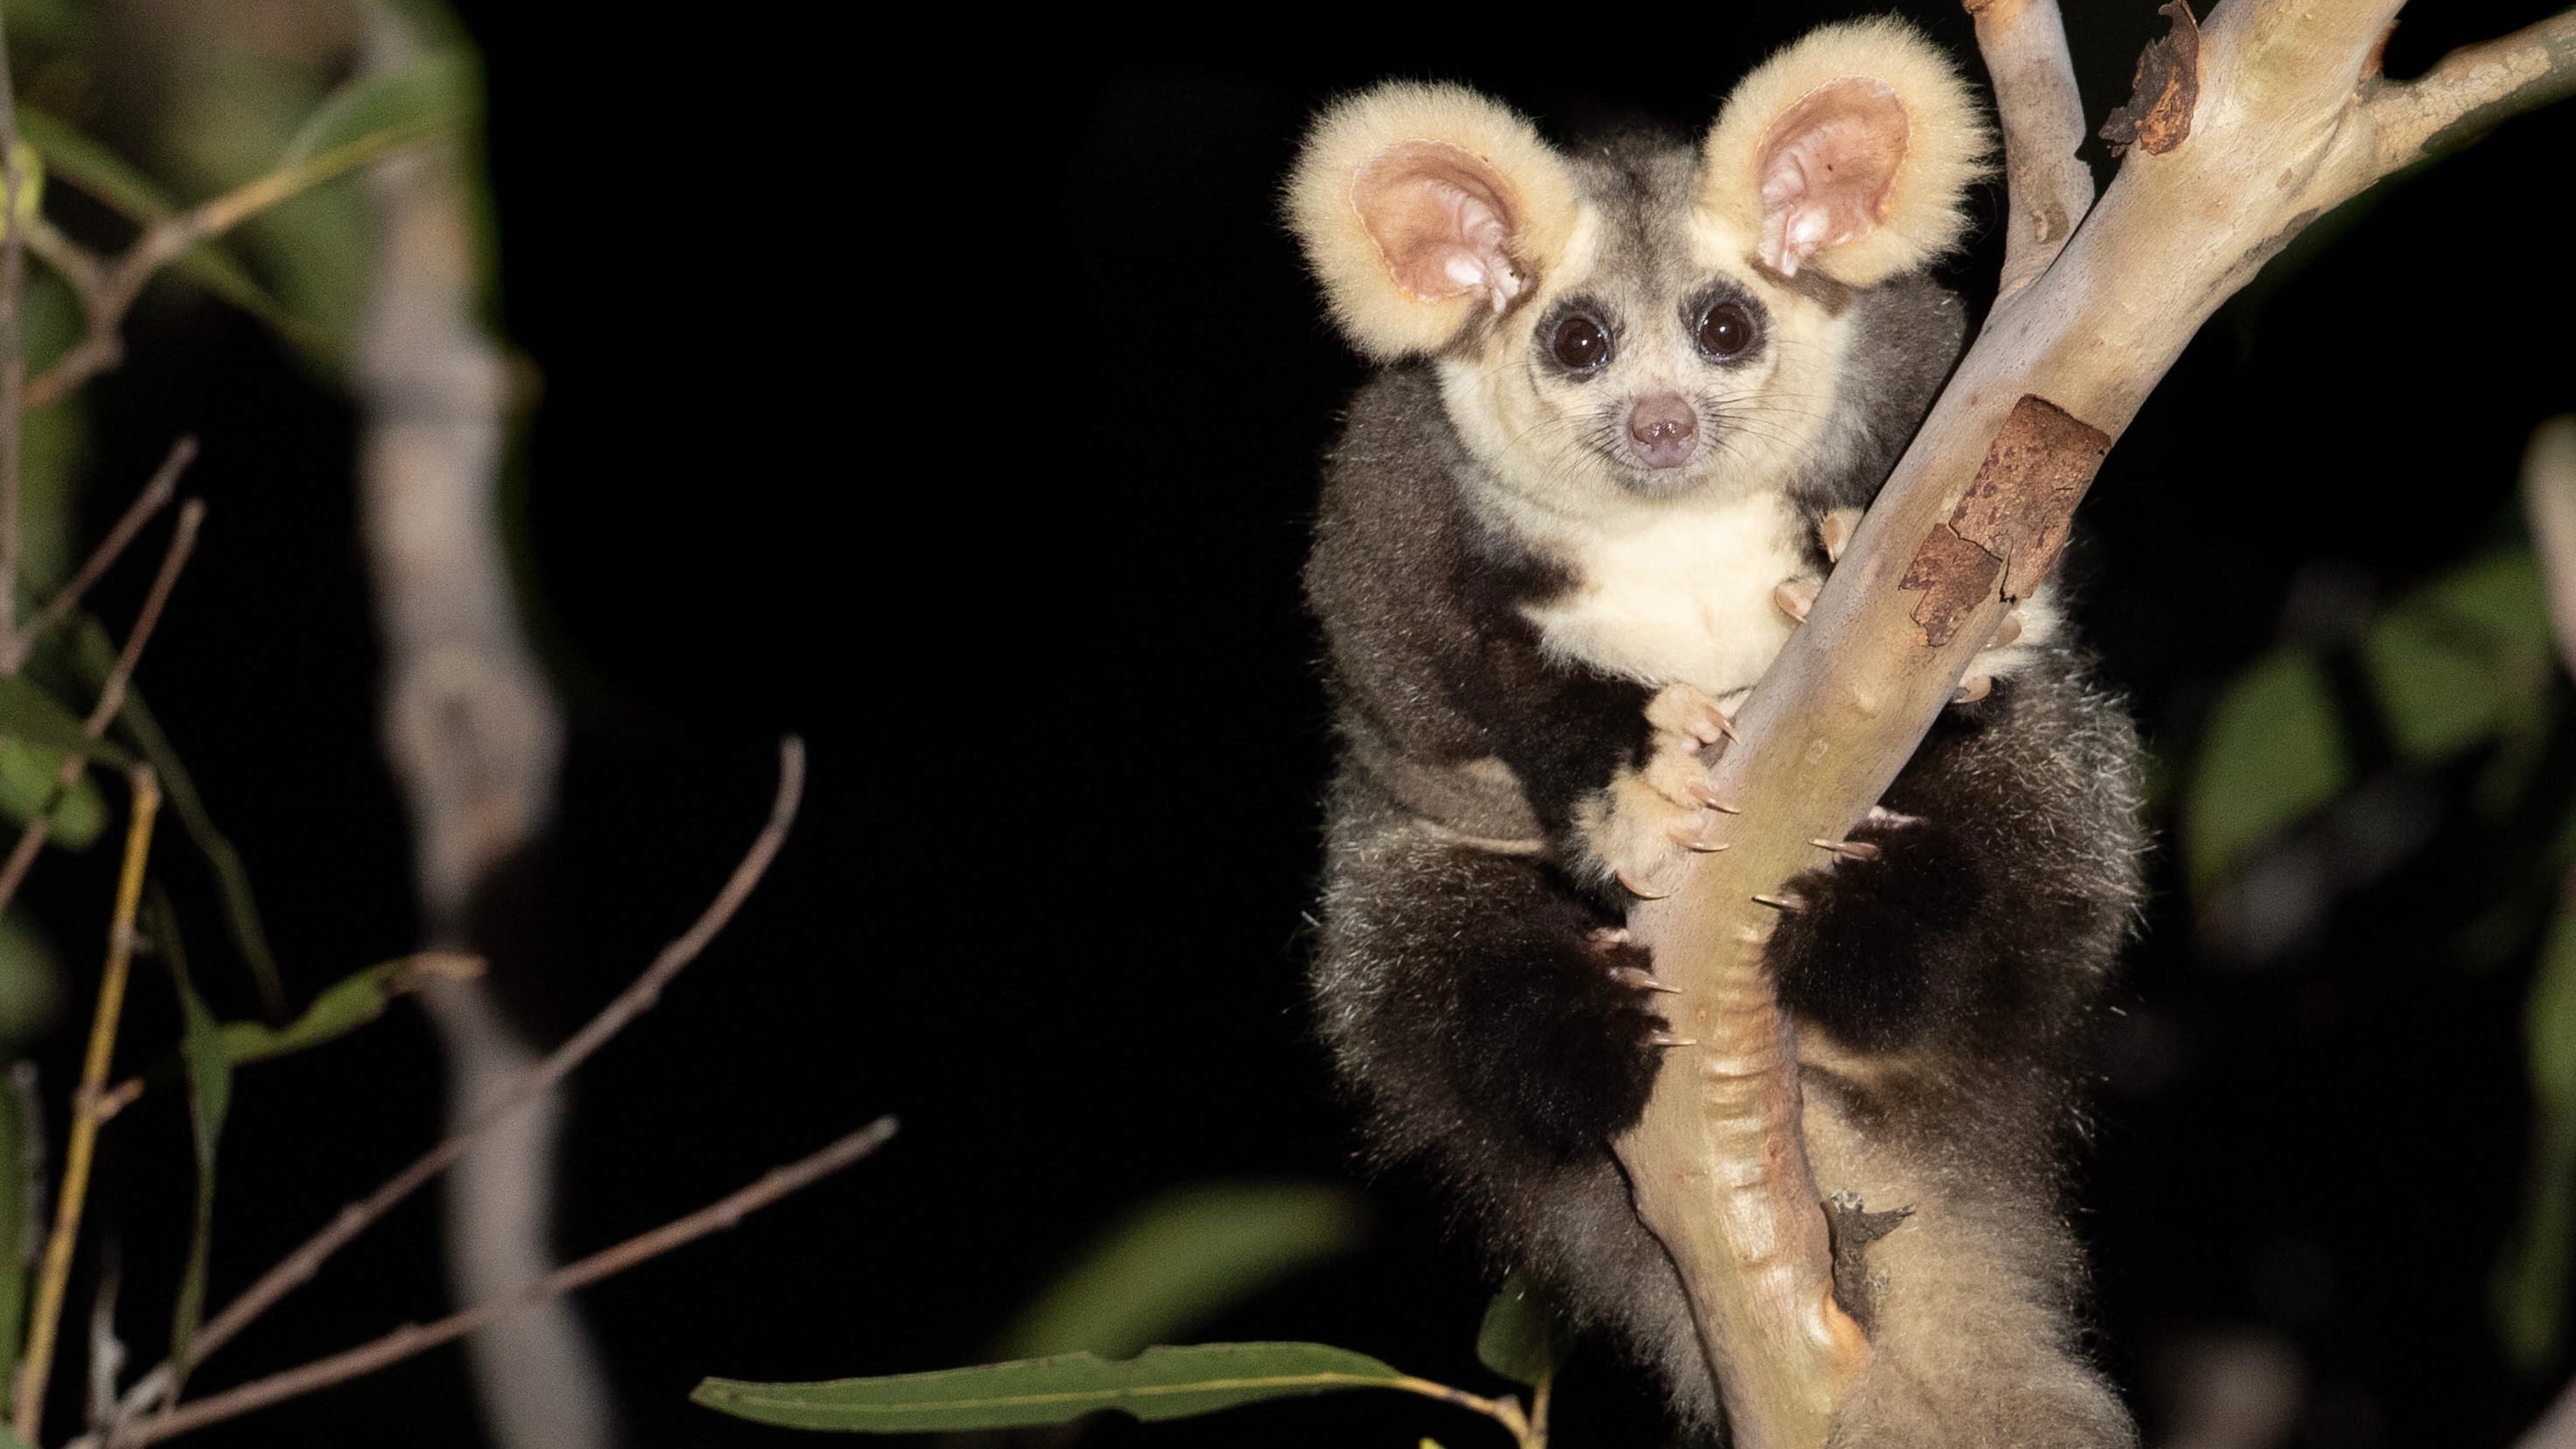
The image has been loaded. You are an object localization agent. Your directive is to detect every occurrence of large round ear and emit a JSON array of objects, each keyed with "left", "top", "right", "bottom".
[
  {"left": 1288, "top": 83, "right": 1579, "bottom": 359},
  {"left": 1698, "top": 19, "right": 1990, "bottom": 285}
]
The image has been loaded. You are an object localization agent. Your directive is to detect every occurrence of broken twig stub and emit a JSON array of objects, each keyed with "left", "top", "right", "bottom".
[
  {"left": 1899, "top": 393, "right": 2109, "bottom": 645},
  {"left": 2101, "top": 0, "right": 2203, "bottom": 157}
]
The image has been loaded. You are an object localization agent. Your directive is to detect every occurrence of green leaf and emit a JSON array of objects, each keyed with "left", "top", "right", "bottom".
[
  {"left": 0, "top": 674, "right": 124, "bottom": 765},
  {"left": 692, "top": 1344, "right": 1414, "bottom": 1432},
  {"left": 15, "top": 108, "right": 332, "bottom": 359},
  {"left": 1000, "top": 1182, "right": 1365, "bottom": 1360},
  {"left": 215, "top": 953, "right": 478, "bottom": 1067},
  {"left": 15, "top": 108, "right": 165, "bottom": 223},
  {"left": 0, "top": 741, "right": 104, "bottom": 849},
  {"left": 2184, "top": 650, "right": 2351, "bottom": 893},
  {"left": 0, "top": 141, "right": 42, "bottom": 240},
  {"left": 0, "top": 1048, "right": 27, "bottom": 1390},
  {"left": 2495, "top": 897, "right": 2576, "bottom": 1370},
  {"left": 2362, "top": 552, "right": 2553, "bottom": 763},
  {"left": 1476, "top": 1272, "right": 1576, "bottom": 1388},
  {"left": 281, "top": 50, "right": 476, "bottom": 167},
  {"left": 154, "top": 892, "right": 231, "bottom": 1371},
  {"left": 79, "top": 622, "right": 284, "bottom": 1018},
  {"left": 0, "top": 912, "right": 61, "bottom": 1046},
  {"left": 2531, "top": 903, "right": 2576, "bottom": 1118}
]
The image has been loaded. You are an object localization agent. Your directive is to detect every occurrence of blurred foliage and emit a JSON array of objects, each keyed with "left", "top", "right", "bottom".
[
  {"left": 2180, "top": 420, "right": 2576, "bottom": 1373},
  {"left": 999, "top": 1182, "right": 1365, "bottom": 1361},
  {"left": 0, "top": 0, "right": 486, "bottom": 1427},
  {"left": 1474, "top": 1271, "right": 1575, "bottom": 1390},
  {"left": 151, "top": 891, "right": 229, "bottom": 1373},
  {"left": 2183, "top": 650, "right": 2349, "bottom": 896}
]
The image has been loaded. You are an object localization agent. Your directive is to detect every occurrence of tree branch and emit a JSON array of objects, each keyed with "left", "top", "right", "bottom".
[
  {"left": 1966, "top": 0, "right": 2093, "bottom": 309},
  {"left": 2366, "top": 10, "right": 2576, "bottom": 175},
  {"left": 1610, "top": 4, "right": 2576, "bottom": 1445},
  {"left": 99, "top": 1115, "right": 899, "bottom": 1449},
  {"left": 13, "top": 765, "right": 160, "bottom": 1444},
  {"left": 106, "top": 737, "right": 807, "bottom": 1418}
]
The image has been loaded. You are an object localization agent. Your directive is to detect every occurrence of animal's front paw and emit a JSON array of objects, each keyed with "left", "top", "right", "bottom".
[
  {"left": 1772, "top": 507, "right": 1865, "bottom": 626},
  {"left": 1763, "top": 805, "right": 1986, "bottom": 1051},
  {"left": 1452, "top": 917, "right": 1679, "bottom": 1159},
  {"left": 1576, "top": 682, "right": 1734, "bottom": 898}
]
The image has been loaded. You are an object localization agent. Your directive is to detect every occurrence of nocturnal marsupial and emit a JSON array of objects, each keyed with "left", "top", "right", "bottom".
[{"left": 1291, "top": 20, "right": 2146, "bottom": 1446}]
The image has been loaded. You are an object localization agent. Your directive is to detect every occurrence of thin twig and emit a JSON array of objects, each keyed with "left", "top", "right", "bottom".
[
  {"left": 104, "top": 1115, "right": 897, "bottom": 1448},
  {"left": 123, "top": 737, "right": 806, "bottom": 1401},
  {"left": 13, "top": 765, "right": 160, "bottom": 1443},
  {"left": 0, "top": 500, "right": 204, "bottom": 919},
  {"left": 1965, "top": 0, "right": 2094, "bottom": 309},
  {"left": 23, "top": 123, "right": 443, "bottom": 411},
  {"left": 3, "top": 437, "right": 195, "bottom": 671},
  {"left": 0, "top": 0, "right": 26, "bottom": 646}
]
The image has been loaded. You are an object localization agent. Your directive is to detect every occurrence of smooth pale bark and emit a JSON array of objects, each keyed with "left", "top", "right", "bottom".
[{"left": 1610, "top": 4, "right": 2576, "bottom": 1446}]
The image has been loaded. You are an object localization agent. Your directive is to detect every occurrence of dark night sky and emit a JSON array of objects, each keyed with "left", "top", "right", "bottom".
[{"left": 25, "top": 3, "right": 2576, "bottom": 1446}]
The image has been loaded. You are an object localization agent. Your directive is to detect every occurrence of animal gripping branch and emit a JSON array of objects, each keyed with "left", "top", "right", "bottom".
[{"left": 1610, "top": 3, "right": 2576, "bottom": 1446}]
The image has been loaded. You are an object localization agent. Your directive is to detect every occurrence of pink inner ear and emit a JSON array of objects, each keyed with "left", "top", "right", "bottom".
[
  {"left": 1352, "top": 142, "right": 1526, "bottom": 313},
  {"left": 1754, "top": 78, "right": 1908, "bottom": 278}
]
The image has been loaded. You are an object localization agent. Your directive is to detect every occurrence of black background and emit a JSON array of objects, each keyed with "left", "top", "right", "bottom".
[{"left": 21, "top": 2, "right": 2576, "bottom": 1444}]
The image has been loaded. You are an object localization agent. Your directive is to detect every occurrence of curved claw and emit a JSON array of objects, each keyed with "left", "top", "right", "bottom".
[
  {"left": 1953, "top": 673, "right": 1994, "bottom": 705},
  {"left": 1618, "top": 869, "right": 1674, "bottom": 900},
  {"left": 1773, "top": 577, "right": 1820, "bottom": 623},
  {"left": 1589, "top": 926, "right": 1635, "bottom": 948},
  {"left": 1610, "top": 965, "right": 1683, "bottom": 994},
  {"left": 1668, "top": 818, "right": 1731, "bottom": 852},
  {"left": 1752, "top": 891, "right": 1808, "bottom": 912},
  {"left": 1811, "top": 837, "right": 1882, "bottom": 862}
]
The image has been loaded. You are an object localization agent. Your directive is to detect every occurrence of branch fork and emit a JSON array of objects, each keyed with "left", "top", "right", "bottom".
[{"left": 1611, "top": 4, "right": 2576, "bottom": 1446}]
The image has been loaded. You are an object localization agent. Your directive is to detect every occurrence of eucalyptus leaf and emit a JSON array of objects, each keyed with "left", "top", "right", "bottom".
[
  {"left": 1475, "top": 1271, "right": 1576, "bottom": 1387},
  {"left": 0, "top": 1057, "right": 24, "bottom": 1388},
  {"left": 216, "top": 953, "right": 478, "bottom": 1067},
  {"left": 15, "top": 108, "right": 163, "bottom": 221},
  {"left": 0, "top": 674, "right": 123, "bottom": 765},
  {"left": 78, "top": 622, "right": 284, "bottom": 1017},
  {"left": 2185, "top": 650, "right": 2350, "bottom": 893},
  {"left": 155, "top": 893, "right": 231, "bottom": 1370},
  {"left": 1001, "top": 1182, "right": 1365, "bottom": 1359},
  {"left": 280, "top": 50, "right": 476, "bottom": 166},
  {"left": 0, "top": 741, "right": 104, "bottom": 849},
  {"left": 692, "top": 1343, "right": 1413, "bottom": 1432},
  {"left": 15, "top": 108, "right": 328, "bottom": 356},
  {"left": 2363, "top": 553, "right": 2552, "bottom": 764},
  {"left": 2494, "top": 896, "right": 2576, "bottom": 1369}
]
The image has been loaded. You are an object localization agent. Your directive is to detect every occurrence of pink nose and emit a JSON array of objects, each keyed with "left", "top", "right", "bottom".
[{"left": 1627, "top": 395, "right": 1698, "bottom": 469}]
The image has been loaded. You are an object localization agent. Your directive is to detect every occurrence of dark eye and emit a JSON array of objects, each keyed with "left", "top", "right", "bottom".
[
  {"left": 1697, "top": 302, "right": 1756, "bottom": 360},
  {"left": 1550, "top": 313, "right": 1612, "bottom": 372}
]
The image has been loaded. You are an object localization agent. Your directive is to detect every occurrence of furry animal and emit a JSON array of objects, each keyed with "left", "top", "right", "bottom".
[{"left": 1291, "top": 21, "right": 2146, "bottom": 1447}]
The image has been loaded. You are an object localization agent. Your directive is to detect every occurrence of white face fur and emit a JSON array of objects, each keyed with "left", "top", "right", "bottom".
[
  {"left": 1289, "top": 22, "right": 1998, "bottom": 695},
  {"left": 1435, "top": 173, "right": 1859, "bottom": 532}
]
